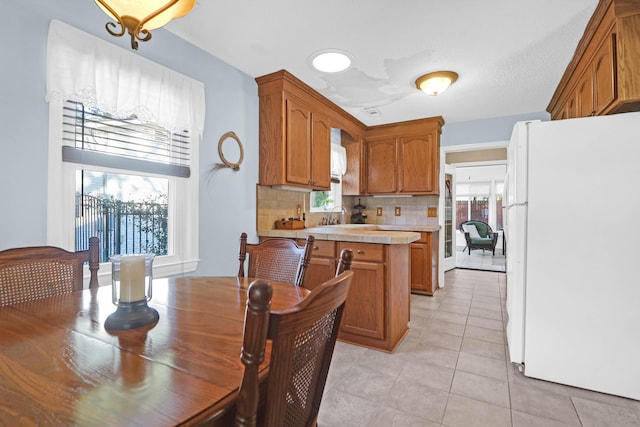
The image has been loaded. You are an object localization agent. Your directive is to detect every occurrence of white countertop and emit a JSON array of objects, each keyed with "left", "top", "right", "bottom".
[{"left": 258, "top": 224, "right": 440, "bottom": 245}]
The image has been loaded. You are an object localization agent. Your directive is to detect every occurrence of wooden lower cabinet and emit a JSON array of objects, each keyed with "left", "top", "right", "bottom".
[
  {"left": 340, "top": 259, "right": 385, "bottom": 340},
  {"left": 293, "top": 238, "right": 410, "bottom": 352},
  {"left": 299, "top": 239, "right": 336, "bottom": 291},
  {"left": 336, "top": 241, "right": 409, "bottom": 352},
  {"left": 410, "top": 231, "right": 439, "bottom": 296}
]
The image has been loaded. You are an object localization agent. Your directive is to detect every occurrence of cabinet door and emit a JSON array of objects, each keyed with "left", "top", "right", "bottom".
[
  {"left": 410, "top": 233, "right": 438, "bottom": 295},
  {"left": 398, "top": 134, "right": 437, "bottom": 194},
  {"left": 593, "top": 35, "right": 616, "bottom": 115},
  {"left": 565, "top": 94, "right": 577, "bottom": 119},
  {"left": 410, "top": 242, "right": 430, "bottom": 293},
  {"left": 576, "top": 71, "right": 594, "bottom": 117},
  {"left": 303, "top": 257, "right": 335, "bottom": 291},
  {"left": 340, "top": 261, "right": 385, "bottom": 340},
  {"left": 285, "top": 97, "right": 312, "bottom": 186},
  {"left": 366, "top": 138, "right": 397, "bottom": 193},
  {"left": 311, "top": 112, "right": 331, "bottom": 190}
]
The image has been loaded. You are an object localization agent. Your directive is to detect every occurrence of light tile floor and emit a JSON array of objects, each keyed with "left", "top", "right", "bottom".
[
  {"left": 456, "top": 246, "right": 506, "bottom": 272},
  {"left": 318, "top": 268, "right": 640, "bottom": 426}
]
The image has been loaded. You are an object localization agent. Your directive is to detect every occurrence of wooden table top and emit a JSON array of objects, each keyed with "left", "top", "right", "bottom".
[{"left": 0, "top": 276, "right": 309, "bottom": 426}]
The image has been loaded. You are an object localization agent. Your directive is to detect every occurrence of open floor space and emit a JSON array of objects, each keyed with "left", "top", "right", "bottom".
[{"left": 318, "top": 269, "right": 640, "bottom": 426}]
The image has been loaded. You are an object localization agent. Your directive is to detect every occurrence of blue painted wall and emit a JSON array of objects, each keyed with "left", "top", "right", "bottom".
[
  {"left": 0, "top": 0, "right": 259, "bottom": 276},
  {"left": 442, "top": 111, "right": 550, "bottom": 146}
]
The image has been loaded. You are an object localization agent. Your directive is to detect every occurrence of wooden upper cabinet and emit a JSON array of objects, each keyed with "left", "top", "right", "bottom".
[
  {"left": 285, "top": 97, "right": 312, "bottom": 186},
  {"left": 364, "top": 117, "right": 443, "bottom": 196},
  {"left": 575, "top": 34, "right": 615, "bottom": 118},
  {"left": 593, "top": 35, "right": 616, "bottom": 114},
  {"left": 256, "top": 70, "right": 366, "bottom": 191},
  {"left": 283, "top": 97, "right": 331, "bottom": 189},
  {"left": 548, "top": 0, "right": 640, "bottom": 120},
  {"left": 399, "top": 134, "right": 437, "bottom": 193},
  {"left": 564, "top": 94, "right": 576, "bottom": 120},
  {"left": 576, "top": 70, "right": 594, "bottom": 117},
  {"left": 311, "top": 112, "right": 331, "bottom": 189},
  {"left": 341, "top": 131, "right": 364, "bottom": 196},
  {"left": 366, "top": 138, "right": 397, "bottom": 193}
]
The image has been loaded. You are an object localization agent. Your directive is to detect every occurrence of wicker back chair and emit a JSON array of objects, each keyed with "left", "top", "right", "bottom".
[
  {"left": 235, "top": 270, "right": 354, "bottom": 427},
  {"left": 0, "top": 237, "right": 100, "bottom": 306},
  {"left": 238, "top": 233, "right": 315, "bottom": 287}
]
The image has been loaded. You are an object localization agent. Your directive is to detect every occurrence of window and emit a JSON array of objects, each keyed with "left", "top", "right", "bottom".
[
  {"left": 310, "top": 181, "right": 342, "bottom": 213},
  {"left": 76, "top": 171, "right": 169, "bottom": 260},
  {"left": 456, "top": 181, "right": 504, "bottom": 230},
  {"left": 66, "top": 101, "right": 189, "bottom": 262},
  {"left": 46, "top": 21, "right": 204, "bottom": 281},
  {"left": 310, "top": 140, "right": 345, "bottom": 213}
]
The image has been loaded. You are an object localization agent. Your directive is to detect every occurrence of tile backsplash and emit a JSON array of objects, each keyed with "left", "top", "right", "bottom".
[
  {"left": 256, "top": 185, "right": 439, "bottom": 230},
  {"left": 344, "top": 195, "right": 440, "bottom": 226}
]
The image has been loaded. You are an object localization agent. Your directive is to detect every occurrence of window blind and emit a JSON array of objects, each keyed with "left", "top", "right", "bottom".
[{"left": 62, "top": 100, "right": 191, "bottom": 178}]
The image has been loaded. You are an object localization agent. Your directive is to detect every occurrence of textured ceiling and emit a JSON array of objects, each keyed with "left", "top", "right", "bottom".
[{"left": 166, "top": 0, "right": 599, "bottom": 125}]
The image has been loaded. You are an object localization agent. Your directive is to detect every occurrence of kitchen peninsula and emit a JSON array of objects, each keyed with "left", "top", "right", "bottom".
[{"left": 258, "top": 224, "right": 439, "bottom": 352}]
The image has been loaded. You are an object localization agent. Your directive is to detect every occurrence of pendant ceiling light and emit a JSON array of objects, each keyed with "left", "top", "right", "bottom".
[
  {"left": 95, "top": 0, "right": 196, "bottom": 50},
  {"left": 415, "top": 71, "right": 459, "bottom": 96}
]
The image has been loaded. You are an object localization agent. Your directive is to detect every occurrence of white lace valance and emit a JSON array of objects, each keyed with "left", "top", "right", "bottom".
[{"left": 46, "top": 20, "right": 205, "bottom": 136}]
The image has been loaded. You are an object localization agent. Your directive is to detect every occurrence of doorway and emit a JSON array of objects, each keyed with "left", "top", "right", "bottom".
[
  {"left": 455, "top": 164, "right": 505, "bottom": 272},
  {"left": 439, "top": 142, "right": 508, "bottom": 280}
]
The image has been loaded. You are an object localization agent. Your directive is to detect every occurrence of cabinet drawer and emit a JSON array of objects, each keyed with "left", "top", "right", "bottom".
[
  {"left": 338, "top": 242, "right": 384, "bottom": 262},
  {"left": 298, "top": 239, "right": 335, "bottom": 257}
]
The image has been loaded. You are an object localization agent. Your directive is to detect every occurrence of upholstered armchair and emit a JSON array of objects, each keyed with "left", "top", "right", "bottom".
[{"left": 459, "top": 220, "right": 499, "bottom": 255}]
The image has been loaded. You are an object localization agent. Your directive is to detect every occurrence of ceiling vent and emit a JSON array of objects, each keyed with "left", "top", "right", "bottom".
[{"left": 364, "top": 107, "right": 381, "bottom": 117}]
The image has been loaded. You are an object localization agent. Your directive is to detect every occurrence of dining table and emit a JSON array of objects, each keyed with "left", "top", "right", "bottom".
[{"left": 0, "top": 276, "right": 309, "bottom": 426}]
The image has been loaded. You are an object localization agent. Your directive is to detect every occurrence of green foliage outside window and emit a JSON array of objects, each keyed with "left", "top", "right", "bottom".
[{"left": 311, "top": 191, "right": 333, "bottom": 210}]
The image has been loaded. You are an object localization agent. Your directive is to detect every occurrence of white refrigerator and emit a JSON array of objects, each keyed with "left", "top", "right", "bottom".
[{"left": 505, "top": 112, "right": 640, "bottom": 401}]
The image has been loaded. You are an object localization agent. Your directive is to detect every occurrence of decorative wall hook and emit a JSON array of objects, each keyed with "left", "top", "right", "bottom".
[{"left": 217, "top": 131, "right": 244, "bottom": 171}]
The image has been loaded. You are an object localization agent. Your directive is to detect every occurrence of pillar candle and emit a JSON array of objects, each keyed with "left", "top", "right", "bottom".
[{"left": 119, "top": 256, "right": 146, "bottom": 302}]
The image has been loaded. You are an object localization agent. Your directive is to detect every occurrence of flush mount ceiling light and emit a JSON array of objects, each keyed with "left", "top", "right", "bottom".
[
  {"left": 310, "top": 50, "right": 354, "bottom": 73},
  {"left": 415, "top": 71, "right": 459, "bottom": 96},
  {"left": 94, "top": 0, "right": 196, "bottom": 50}
]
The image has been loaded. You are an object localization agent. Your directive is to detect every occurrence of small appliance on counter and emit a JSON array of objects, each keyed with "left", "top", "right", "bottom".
[{"left": 350, "top": 199, "right": 367, "bottom": 224}]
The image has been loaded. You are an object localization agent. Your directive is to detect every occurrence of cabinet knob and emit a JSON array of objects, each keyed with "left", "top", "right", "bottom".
[
  {"left": 356, "top": 249, "right": 364, "bottom": 254},
  {"left": 313, "top": 246, "right": 319, "bottom": 250}
]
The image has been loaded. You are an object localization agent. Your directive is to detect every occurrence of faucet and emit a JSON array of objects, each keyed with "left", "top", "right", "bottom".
[{"left": 323, "top": 206, "right": 344, "bottom": 225}]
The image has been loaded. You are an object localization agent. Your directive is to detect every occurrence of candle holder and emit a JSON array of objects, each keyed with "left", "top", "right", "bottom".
[{"left": 105, "top": 254, "right": 159, "bottom": 331}]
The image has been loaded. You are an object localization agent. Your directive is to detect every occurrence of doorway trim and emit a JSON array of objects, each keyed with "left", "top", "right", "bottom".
[{"left": 438, "top": 139, "right": 509, "bottom": 285}]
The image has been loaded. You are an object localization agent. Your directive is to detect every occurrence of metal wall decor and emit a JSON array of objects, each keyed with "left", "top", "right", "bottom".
[{"left": 217, "top": 131, "right": 244, "bottom": 171}]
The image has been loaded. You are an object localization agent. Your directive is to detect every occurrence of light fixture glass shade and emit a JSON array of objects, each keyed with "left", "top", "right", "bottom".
[
  {"left": 415, "top": 71, "right": 459, "bottom": 96},
  {"left": 311, "top": 50, "right": 353, "bottom": 73},
  {"left": 95, "top": 0, "right": 196, "bottom": 49}
]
